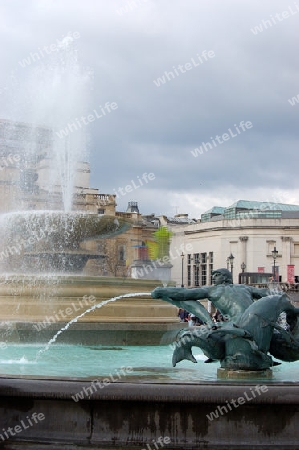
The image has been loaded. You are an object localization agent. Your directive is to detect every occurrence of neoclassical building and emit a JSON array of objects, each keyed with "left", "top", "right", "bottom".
[{"left": 162, "top": 200, "right": 299, "bottom": 286}]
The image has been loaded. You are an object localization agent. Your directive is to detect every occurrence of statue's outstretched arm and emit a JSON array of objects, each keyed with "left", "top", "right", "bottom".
[
  {"left": 151, "top": 287, "right": 210, "bottom": 301},
  {"left": 151, "top": 287, "right": 213, "bottom": 326}
]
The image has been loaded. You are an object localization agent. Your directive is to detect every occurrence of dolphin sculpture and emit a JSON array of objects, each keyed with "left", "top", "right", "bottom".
[{"left": 170, "top": 293, "right": 299, "bottom": 370}]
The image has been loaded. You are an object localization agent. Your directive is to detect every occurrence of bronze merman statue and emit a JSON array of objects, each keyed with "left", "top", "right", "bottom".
[{"left": 151, "top": 269, "right": 299, "bottom": 370}]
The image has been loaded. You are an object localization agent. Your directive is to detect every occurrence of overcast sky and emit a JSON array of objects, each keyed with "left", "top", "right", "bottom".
[{"left": 1, "top": 0, "right": 298, "bottom": 218}]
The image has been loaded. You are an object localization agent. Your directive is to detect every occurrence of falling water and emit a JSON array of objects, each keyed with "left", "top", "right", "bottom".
[
  {"left": 3, "top": 35, "right": 92, "bottom": 212},
  {"left": 0, "top": 37, "right": 107, "bottom": 275},
  {"left": 36, "top": 292, "right": 151, "bottom": 359}
]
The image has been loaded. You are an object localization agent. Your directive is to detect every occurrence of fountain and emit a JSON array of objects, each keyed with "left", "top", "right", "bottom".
[
  {"left": 1, "top": 39, "right": 299, "bottom": 449},
  {"left": 0, "top": 210, "right": 132, "bottom": 272},
  {"left": 152, "top": 269, "right": 299, "bottom": 375}
]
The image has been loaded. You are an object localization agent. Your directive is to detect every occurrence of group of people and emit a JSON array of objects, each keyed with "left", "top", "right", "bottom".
[
  {"left": 178, "top": 307, "right": 224, "bottom": 326},
  {"left": 177, "top": 308, "right": 203, "bottom": 326}
]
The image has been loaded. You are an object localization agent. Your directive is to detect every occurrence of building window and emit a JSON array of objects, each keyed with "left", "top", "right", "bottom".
[
  {"left": 192, "top": 253, "right": 200, "bottom": 286},
  {"left": 137, "top": 242, "right": 149, "bottom": 261},
  {"left": 187, "top": 254, "right": 192, "bottom": 286},
  {"left": 209, "top": 252, "right": 213, "bottom": 284},
  {"left": 187, "top": 265, "right": 191, "bottom": 287},
  {"left": 118, "top": 245, "right": 126, "bottom": 262},
  {"left": 98, "top": 208, "right": 105, "bottom": 215},
  {"left": 194, "top": 263, "right": 200, "bottom": 286},
  {"left": 201, "top": 252, "right": 207, "bottom": 285}
]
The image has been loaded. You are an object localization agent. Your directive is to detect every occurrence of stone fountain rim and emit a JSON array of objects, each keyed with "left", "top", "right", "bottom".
[
  {"left": 1, "top": 377, "right": 299, "bottom": 403},
  {"left": 0, "top": 274, "right": 166, "bottom": 286}
]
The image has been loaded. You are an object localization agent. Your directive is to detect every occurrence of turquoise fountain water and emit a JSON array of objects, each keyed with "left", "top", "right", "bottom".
[
  {"left": 36, "top": 292, "right": 151, "bottom": 358},
  {"left": 0, "top": 288, "right": 297, "bottom": 383},
  {"left": 2, "top": 342, "right": 299, "bottom": 382}
]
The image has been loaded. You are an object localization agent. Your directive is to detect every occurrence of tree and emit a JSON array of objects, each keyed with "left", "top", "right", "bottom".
[{"left": 146, "top": 226, "right": 173, "bottom": 260}]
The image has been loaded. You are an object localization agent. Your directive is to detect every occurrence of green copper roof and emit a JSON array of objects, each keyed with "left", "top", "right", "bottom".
[
  {"left": 201, "top": 200, "right": 299, "bottom": 222},
  {"left": 227, "top": 200, "right": 299, "bottom": 211},
  {"left": 202, "top": 206, "right": 225, "bottom": 215}
]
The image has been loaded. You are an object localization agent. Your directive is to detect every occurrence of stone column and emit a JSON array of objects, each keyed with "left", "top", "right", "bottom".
[
  {"left": 239, "top": 236, "right": 248, "bottom": 267},
  {"left": 281, "top": 236, "right": 293, "bottom": 281}
]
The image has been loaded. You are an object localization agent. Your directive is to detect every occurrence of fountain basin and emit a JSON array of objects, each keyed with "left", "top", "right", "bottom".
[
  {"left": 0, "top": 211, "right": 132, "bottom": 248},
  {"left": 0, "top": 276, "right": 183, "bottom": 346},
  {"left": 0, "top": 212, "right": 132, "bottom": 272},
  {"left": 1, "top": 360, "right": 299, "bottom": 449}
]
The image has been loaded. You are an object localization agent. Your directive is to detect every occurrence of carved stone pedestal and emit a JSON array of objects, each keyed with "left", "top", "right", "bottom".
[{"left": 217, "top": 367, "right": 273, "bottom": 379}]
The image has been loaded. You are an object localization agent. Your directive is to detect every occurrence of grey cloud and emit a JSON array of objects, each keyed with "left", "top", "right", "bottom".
[{"left": 0, "top": 0, "right": 298, "bottom": 217}]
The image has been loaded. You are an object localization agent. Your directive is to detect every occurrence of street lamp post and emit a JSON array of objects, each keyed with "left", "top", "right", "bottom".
[
  {"left": 272, "top": 246, "right": 278, "bottom": 281},
  {"left": 181, "top": 252, "right": 184, "bottom": 287},
  {"left": 228, "top": 253, "right": 234, "bottom": 280}
]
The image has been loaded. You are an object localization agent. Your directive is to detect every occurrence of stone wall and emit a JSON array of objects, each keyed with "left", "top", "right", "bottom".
[{"left": 1, "top": 379, "right": 299, "bottom": 449}]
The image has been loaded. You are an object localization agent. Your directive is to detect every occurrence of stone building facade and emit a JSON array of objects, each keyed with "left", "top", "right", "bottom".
[{"left": 162, "top": 201, "right": 299, "bottom": 286}]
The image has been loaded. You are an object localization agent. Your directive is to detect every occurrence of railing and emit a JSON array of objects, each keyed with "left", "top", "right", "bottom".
[
  {"left": 97, "top": 194, "right": 115, "bottom": 201},
  {"left": 252, "top": 283, "right": 299, "bottom": 292}
]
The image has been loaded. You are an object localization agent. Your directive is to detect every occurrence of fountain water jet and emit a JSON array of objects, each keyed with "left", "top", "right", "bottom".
[
  {"left": 5, "top": 37, "right": 91, "bottom": 212},
  {"left": 36, "top": 292, "right": 151, "bottom": 358}
]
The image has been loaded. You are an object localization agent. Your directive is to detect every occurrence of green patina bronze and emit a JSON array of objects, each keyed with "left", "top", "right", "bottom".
[{"left": 151, "top": 268, "right": 299, "bottom": 371}]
